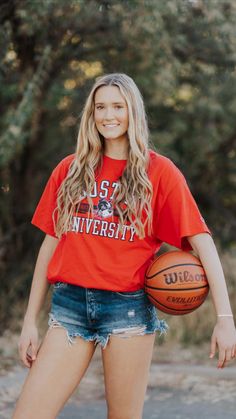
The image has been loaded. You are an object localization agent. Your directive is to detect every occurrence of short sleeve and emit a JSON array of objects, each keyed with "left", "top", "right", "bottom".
[
  {"left": 31, "top": 154, "right": 74, "bottom": 237},
  {"left": 153, "top": 163, "right": 211, "bottom": 251}
]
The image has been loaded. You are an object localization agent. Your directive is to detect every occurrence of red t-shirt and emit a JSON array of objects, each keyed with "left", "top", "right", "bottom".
[{"left": 31, "top": 150, "right": 211, "bottom": 291}]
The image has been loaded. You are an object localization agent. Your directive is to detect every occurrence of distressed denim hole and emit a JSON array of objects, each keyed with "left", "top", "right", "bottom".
[{"left": 111, "top": 325, "right": 147, "bottom": 338}]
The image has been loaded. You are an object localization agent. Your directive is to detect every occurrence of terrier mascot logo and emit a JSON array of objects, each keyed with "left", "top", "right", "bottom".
[{"left": 95, "top": 198, "right": 113, "bottom": 218}]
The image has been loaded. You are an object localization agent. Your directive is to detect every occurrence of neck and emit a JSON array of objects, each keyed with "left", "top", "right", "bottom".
[{"left": 103, "top": 138, "right": 129, "bottom": 160}]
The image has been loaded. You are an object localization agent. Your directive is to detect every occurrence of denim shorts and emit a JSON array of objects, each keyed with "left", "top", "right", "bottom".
[{"left": 47, "top": 281, "right": 168, "bottom": 350}]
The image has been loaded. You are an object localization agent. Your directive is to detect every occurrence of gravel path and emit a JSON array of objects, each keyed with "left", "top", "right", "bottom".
[{"left": 1, "top": 350, "right": 236, "bottom": 419}]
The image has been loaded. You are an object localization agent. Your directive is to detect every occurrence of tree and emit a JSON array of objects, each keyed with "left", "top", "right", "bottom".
[{"left": 0, "top": 0, "right": 235, "bottom": 331}]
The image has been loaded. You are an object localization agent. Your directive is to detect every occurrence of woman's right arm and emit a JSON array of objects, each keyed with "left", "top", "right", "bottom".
[{"left": 18, "top": 234, "right": 59, "bottom": 368}]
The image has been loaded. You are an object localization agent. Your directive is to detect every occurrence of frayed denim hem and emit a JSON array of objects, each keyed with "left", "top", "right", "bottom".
[
  {"left": 154, "top": 317, "right": 169, "bottom": 336},
  {"left": 47, "top": 312, "right": 168, "bottom": 350}
]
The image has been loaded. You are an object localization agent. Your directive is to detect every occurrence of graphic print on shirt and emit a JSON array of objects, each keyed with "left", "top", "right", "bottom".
[
  {"left": 95, "top": 198, "right": 113, "bottom": 218},
  {"left": 70, "top": 179, "right": 136, "bottom": 242}
]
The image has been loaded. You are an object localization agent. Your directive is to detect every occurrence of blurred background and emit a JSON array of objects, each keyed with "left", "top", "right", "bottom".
[{"left": 0, "top": 0, "right": 236, "bottom": 367}]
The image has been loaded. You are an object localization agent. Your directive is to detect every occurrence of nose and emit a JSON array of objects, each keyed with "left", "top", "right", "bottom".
[{"left": 103, "top": 106, "right": 115, "bottom": 120}]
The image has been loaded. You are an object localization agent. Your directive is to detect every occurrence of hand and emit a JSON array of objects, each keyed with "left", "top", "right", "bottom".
[
  {"left": 18, "top": 320, "right": 40, "bottom": 368},
  {"left": 209, "top": 318, "right": 236, "bottom": 368}
]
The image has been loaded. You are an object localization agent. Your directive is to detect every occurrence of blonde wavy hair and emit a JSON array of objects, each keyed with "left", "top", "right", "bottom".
[{"left": 53, "top": 73, "right": 154, "bottom": 240}]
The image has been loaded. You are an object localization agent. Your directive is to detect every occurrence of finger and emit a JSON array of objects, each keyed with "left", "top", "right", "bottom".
[
  {"left": 26, "top": 351, "right": 36, "bottom": 365},
  {"left": 210, "top": 335, "right": 216, "bottom": 358},
  {"left": 18, "top": 342, "right": 31, "bottom": 368},
  {"left": 30, "top": 341, "right": 39, "bottom": 361},
  {"left": 232, "top": 345, "right": 236, "bottom": 358},
  {"left": 26, "top": 353, "right": 35, "bottom": 368},
  {"left": 20, "top": 354, "right": 31, "bottom": 368},
  {"left": 218, "top": 359, "right": 225, "bottom": 368},
  {"left": 22, "top": 352, "right": 31, "bottom": 368},
  {"left": 218, "top": 349, "right": 226, "bottom": 368},
  {"left": 225, "top": 348, "right": 232, "bottom": 362}
]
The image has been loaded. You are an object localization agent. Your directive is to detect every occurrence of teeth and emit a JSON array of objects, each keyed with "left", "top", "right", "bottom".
[{"left": 104, "top": 124, "right": 118, "bottom": 127}]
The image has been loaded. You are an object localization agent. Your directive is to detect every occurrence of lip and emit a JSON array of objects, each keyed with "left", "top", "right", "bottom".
[{"left": 103, "top": 124, "right": 120, "bottom": 127}]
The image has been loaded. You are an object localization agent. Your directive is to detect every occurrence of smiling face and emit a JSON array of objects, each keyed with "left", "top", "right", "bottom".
[{"left": 94, "top": 85, "right": 129, "bottom": 145}]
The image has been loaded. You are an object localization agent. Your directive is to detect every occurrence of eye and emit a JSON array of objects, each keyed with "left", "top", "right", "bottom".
[
  {"left": 115, "top": 105, "right": 123, "bottom": 109},
  {"left": 96, "top": 105, "right": 104, "bottom": 110}
]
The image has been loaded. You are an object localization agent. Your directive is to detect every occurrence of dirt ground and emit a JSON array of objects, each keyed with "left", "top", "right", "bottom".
[{"left": 0, "top": 329, "right": 236, "bottom": 418}]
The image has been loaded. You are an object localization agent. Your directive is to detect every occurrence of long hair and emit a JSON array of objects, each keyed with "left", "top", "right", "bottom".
[{"left": 53, "top": 73, "right": 154, "bottom": 240}]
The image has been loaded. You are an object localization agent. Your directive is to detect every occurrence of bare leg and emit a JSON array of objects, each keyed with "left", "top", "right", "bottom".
[
  {"left": 101, "top": 332, "right": 156, "bottom": 419},
  {"left": 12, "top": 327, "right": 97, "bottom": 419}
]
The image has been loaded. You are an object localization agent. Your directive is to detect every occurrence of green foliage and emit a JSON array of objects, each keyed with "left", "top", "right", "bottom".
[{"left": 0, "top": 0, "right": 236, "bottom": 336}]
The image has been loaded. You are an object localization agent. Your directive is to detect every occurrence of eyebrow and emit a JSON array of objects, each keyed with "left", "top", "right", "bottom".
[{"left": 95, "top": 101, "right": 126, "bottom": 105}]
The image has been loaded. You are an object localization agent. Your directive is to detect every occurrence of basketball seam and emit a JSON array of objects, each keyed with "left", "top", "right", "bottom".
[
  {"left": 145, "top": 284, "right": 209, "bottom": 291},
  {"left": 146, "top": 262, "right": 203, "bottom": 279}
]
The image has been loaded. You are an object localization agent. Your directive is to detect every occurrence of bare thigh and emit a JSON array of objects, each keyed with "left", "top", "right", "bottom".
[
  {"left": 12, "top": 327, "right": 96, "bottom": 419},
  {"left": 101, "top": 332, "right": 156, "bottom": 419}
]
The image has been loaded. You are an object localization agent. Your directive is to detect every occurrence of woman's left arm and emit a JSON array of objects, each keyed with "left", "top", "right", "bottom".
[{"left": 187, "top": 233, "right": 236, "bottom": 369}]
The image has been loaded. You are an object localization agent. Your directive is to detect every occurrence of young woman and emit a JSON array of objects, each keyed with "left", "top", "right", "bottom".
[{"left": 13, "top": 73, "right": 236, "bottom": 419}]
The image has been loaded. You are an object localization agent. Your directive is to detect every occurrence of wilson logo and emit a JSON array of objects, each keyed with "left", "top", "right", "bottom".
[{"left": 164, "top": 271, "right": 206, "bottom": 285}]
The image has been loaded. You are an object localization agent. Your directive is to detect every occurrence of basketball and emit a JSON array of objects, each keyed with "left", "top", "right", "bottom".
[{"left": 144, "top": 251, "right": 209, "bottom": 315}]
